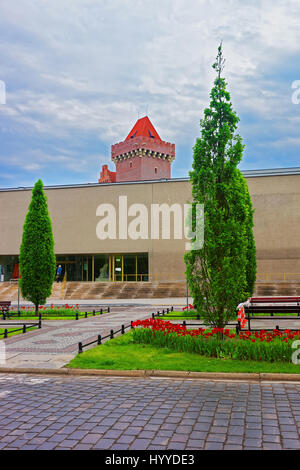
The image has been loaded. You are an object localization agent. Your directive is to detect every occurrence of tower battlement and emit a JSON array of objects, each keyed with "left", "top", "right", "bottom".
[{"left": 99, "top": 116, "right": 175, "bottom": 183}]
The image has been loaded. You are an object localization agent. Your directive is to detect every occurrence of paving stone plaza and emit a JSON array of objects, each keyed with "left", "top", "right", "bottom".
[
  {"left": 0, "top": 303, "right": 299, "bottom": 450},
  {"left": 0, "top": 374, "right": 300, "bottom": 450}
]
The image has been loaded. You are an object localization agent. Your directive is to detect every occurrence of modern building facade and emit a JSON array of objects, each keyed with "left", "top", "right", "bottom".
[{"left": 0, "top": 117, "right": 300, "bottom": 286}]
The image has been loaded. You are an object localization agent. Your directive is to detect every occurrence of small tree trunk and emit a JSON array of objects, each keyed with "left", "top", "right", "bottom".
[{"left": 35, "top": 304, "right": 39, "bottom": 317}]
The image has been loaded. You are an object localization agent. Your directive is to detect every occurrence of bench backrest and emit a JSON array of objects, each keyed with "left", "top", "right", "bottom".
[{"left": 250, "top": 297, "right": 300, "bottom": 303}]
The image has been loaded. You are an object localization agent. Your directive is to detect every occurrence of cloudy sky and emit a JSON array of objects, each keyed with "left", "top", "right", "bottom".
[{"left": 0, "top": 0, "right": 300, "bottom": 188}]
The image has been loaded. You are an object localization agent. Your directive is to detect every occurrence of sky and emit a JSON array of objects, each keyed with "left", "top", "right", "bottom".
[{"left": 0, "top": 0, "right": 300, "bottom": 188}]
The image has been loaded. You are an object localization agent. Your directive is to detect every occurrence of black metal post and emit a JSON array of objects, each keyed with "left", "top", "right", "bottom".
[
  {"left": 76, "top": 312, "right": 78, "bottom": 320},
  {"left": 23, "top": 324, "right": 26, "bottom": 334},
  {"left": 121, "top": 325, "right": 125, "bottom": 334},
  {"left": 108, "top": 307, "right": 110, "bottom": 313},
  {"left": 110, "top": 329, "right": 114, "bottom": 340},
  {"left": 4, "top": 329, "right": 7, "bottom": 338},
  {"left": 97, "top": 335, "right": 102, "bottom": 345},
  {"left": 85, "top": 312, "right": 88, "bottom": 318},
  {"left": 38, "top": 319, "right": 42, "bottom": 329},
  {"left": 100, "top": 308, "right": 103, "bottom": 315},
  {"left": 78, "top": 342, "right": 83, "bottom": 353},
  {"left": 93, "top": 310, "right": 95, "bottom": 316}
]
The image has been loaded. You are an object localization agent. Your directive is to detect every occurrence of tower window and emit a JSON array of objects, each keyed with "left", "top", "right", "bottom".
[
  {"left": 154, "top": 167, "right": 158, "bottom": 174},
  {"left": 130, "top": 161, "right": 133, "bottom": 168}
]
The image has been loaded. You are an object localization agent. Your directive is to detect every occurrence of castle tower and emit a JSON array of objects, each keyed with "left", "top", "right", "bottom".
[{"left": 111, "top": 116, "right": 175, "bottom": 183}]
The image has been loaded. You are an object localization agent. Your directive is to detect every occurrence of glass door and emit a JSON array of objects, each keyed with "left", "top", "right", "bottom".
[{"left": 113, "top": 255, "right": 123, "bottom": 281}]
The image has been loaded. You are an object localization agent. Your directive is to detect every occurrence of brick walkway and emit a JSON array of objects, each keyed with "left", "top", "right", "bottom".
[
  {"left": 2, "top": 306, "right": 157, "bottom": 369},
  {"left": 0, "top": 374, "right": 299, "bottom": 450}
]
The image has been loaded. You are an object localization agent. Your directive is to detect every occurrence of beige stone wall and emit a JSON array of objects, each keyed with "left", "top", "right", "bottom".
[{"left": 0, "top": 173, "right": 300, "bottom": 281}]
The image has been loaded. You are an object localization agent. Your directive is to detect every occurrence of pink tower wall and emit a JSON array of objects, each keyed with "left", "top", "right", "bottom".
[{"left": 115, "top": 156, "right": 171, "bottom": 182}]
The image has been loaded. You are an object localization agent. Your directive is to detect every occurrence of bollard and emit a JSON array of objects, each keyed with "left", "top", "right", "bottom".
[
  {"left": 38, "top": 319, "right": 42, "bottom": 329},
  {"left": 23, "top": 324, "right": 26, "bottom": 334},
  {"left": 78, "top": 342, "right": 83, "bottom": 353},
  {"left": 76, "top": 312, "right": 79, "bottom": 321},
  {"left": 276, "top": 325, "right": 280, "bottom": 331},
  {"left": 93, "top": 310, "right": 95, "bottom": 316},
  {"left": 85, "top": 312, "right": 88, "bottom": 319},
  {"left": 100, "top": 308, "right": 103, "bottom": 315},
  {"left": 121, "top": 325, "right": 125, "bottom": 335},
  {"left": 236, "top": 322, "right": 240, "bottom": 336},
  {"left": 4, "top": 329, "right": 7, "bottom": 339},
  {"left": 171, "top": 306, "right": 174, "bottom": 312},
  {"left": 183, "top": 321, "right": 186, "bottom": 328},
  {"left": 131, "top": 321, "right": 133, "bottom": 329},
  {"left": 108, "top": 307, "right": 110, "bottom": 313},
  {"left": 152, "top": 313, "right": 155, "bottom": 319},
  {"left": 110, "top": 330, "right": 114, "bottom": 340},
  {"left": 97, "top": 335, "right": 102, "bottom": 345}
]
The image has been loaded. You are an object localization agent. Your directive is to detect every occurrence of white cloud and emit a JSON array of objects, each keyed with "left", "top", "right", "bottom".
[{"left": 1, "top": 0, "right": 300, "bottom": 180}]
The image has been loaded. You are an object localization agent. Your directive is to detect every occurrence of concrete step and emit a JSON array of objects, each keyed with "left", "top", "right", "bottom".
[{"left": 2, "top": 280, "right": 300, "bottom": 301}]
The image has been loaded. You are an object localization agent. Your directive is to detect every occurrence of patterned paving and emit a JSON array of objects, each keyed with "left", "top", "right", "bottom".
[
  {"left": 0, "top": 374, "right": 299, "bottom": 450},
  {"left": 1, "top": 306, "right": 156, "bottom": 369}
]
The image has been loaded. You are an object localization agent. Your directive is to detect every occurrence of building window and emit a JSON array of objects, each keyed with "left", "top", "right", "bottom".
[
  {"left": 130, "top": 161, "right": 133, "bottom": 168},
  {"left": 154, "top": 167, "right": 158, "bottom": 174}
]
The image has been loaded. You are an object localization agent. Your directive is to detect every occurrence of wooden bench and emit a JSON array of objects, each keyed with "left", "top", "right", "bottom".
[
  {"left": 240, "top": 304, "right": 300, "bottom": 332},
  {"left": 0, "top": 301, "right": 11, "bottom": 315},
  {"left": 245, "top": 305, "right": 300, "bottom": 317}
]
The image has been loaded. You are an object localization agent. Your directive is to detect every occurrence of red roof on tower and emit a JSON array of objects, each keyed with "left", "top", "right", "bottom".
[{"left": 125, "top": 116, "right": 162, "bottom": 141}]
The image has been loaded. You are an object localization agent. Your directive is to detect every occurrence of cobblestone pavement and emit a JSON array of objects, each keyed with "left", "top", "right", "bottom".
[
  {"left": 2, "top": 306, "right": 159, "bottom": 369},
  {"left": 0, "top": 374, "right": 299, "bottom": 450}
]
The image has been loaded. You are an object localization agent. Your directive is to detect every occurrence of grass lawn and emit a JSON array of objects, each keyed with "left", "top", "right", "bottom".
[
  {"left": 66, "top": 331, "right": 300, "bottom": 374},
  {"left": 160, "top": 310, "right": 200, "bottom": 320},
  {"left": 0, "top": 327, "right": 37, "bottom": 339}
]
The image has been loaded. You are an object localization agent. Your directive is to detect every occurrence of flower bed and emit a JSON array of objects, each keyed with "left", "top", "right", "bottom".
[
  {"left": 9, "top": 304, "right": 80, "bottom": 317},
  {"left": 132, "top": 318, "right": 300, "bottom": 362}
]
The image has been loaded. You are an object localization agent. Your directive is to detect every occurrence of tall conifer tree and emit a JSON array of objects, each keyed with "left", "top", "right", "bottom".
[
  {"left": 185, "top": 44, "right": 256, "bottom": 328},
  {"left": 19, "top": 179, "right": 56, "bottom": 315}
]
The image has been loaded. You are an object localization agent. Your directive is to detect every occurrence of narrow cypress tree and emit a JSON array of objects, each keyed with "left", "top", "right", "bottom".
[
  {"left": 185, "top": 44, "right": 256, "bottom": 328},
  {"left": 19, "top": 179, "right": 56, "bottom": 315}
]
